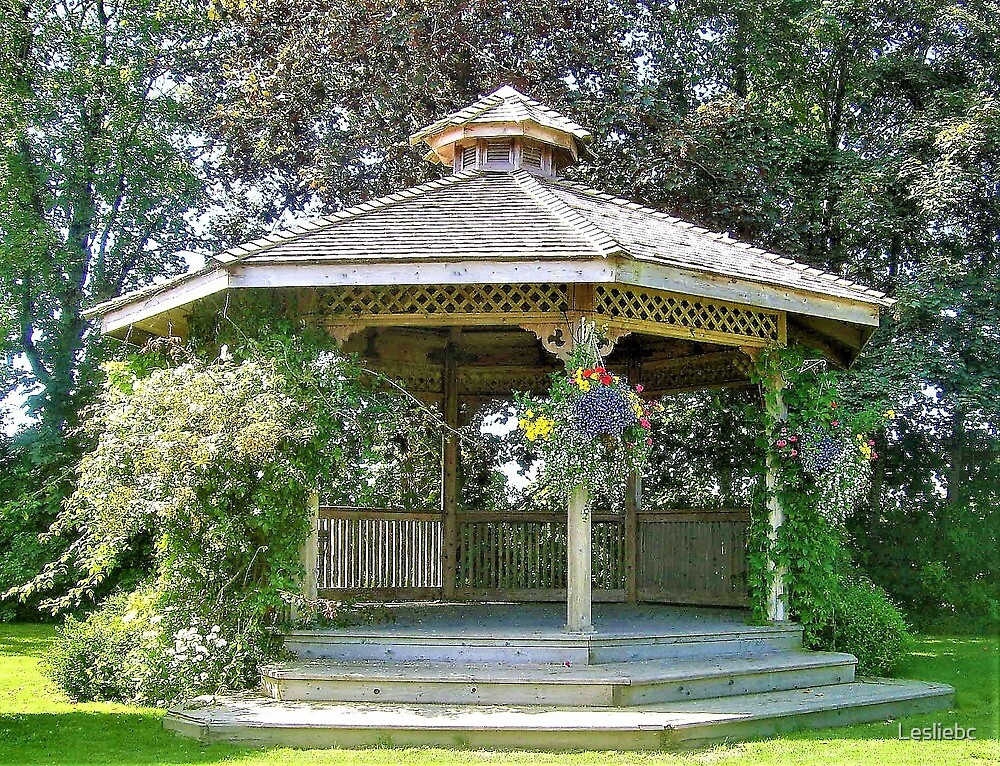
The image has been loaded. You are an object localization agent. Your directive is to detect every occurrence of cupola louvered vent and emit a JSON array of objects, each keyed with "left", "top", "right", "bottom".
[
  {"left": 486, "top": 140, "right": 511, "bottom": 164},
  {"left": 522, "top": 143, "right": 542, "bottom": 168},
  {"left": 461, "top": 145, "right": 477, "bottom": 170}
]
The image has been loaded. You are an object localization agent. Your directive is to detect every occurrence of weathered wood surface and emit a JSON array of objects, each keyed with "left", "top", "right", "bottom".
[{"left": 165, "top": 678, "right": 954, "bottom": 750}]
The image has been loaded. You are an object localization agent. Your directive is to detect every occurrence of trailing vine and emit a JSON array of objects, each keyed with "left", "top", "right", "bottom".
[{"left": 749, "top": 346, "right": 892, "bottom": 638}]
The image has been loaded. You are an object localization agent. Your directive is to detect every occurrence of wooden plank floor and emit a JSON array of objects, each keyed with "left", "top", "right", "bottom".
[{"left": 293, "top": 602, "right": 764, "bottom": 638}]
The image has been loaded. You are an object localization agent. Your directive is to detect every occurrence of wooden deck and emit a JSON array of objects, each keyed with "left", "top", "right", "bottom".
[{"left": 163, "top": 603, "right": 954, "bottom": 749}]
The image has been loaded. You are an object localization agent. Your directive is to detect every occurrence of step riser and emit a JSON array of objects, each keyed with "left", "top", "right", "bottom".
[
  {"left": 263, "top": 677, "right": 615, "bottom": 706},
  {"left": 284, "top": 632, "right": 802, "bottom": 666},
  {"left": 163, "top": 687, "right": 953, "bottom": 751},
  {"left": 666, "top": 692, "right": 953, "bottom": 747},
  {"left": 263, "top": 662, "right": 855, "bottom": 706},
  {"left": 617, "top": 662, "right": 855, "bottom": 706},
  {"left": 591, "top": 633, "right": 803, "bottom": 664},
  {"left": 164, "top": 715, "right": 665, "bottom": 751}
]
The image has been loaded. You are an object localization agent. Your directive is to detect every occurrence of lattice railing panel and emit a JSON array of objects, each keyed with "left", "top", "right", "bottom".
[
  {"left": 596, "top": 284, "right": 780, "bottom": 344},
  {"left": 319, "top": 283, "right": 570, "bottom": 318}
]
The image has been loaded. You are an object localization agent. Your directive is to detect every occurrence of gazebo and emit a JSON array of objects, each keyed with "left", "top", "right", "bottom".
[{"left": 87, "top": 87, "right": 951, "bottom": 748}]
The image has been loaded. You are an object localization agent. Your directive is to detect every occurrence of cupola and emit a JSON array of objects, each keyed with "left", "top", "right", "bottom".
[{"left": 409, "top": 85, "right": 592, "bottom": 177}]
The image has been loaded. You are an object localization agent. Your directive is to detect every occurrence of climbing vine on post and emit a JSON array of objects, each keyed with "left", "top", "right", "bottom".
[{"left": 749, "top": 347, "right": 893, "bottom": 638}]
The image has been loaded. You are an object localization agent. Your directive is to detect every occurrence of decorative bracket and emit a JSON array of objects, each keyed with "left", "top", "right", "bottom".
[
  {"left": 520, "top": 322, "right": 575, "bottom": 362},
  {"left": 521, "top": 321, "right": 632, "bottom": 362}
]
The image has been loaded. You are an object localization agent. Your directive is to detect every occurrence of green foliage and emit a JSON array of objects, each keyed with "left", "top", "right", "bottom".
[
  {"left": 748, "top": 347, "right": 889, "bottom": 632},
  {"left": 10, "top": 334, "right": 373, "bottom": 702},
  {"left": 642, "top": 388, "right": 760, "bottom": 509},
  {"left": 810, "top": 574, "right": 912, "bottom": 677},
  {"left": 0, "top": 0, "right": 215, "bottom": 437}
]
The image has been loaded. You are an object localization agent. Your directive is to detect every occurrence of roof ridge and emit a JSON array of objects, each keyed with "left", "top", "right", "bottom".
[
  {"left": 510, "top": 171, "right": 623, "bottom": 259},
  {"left": 410, "top": 86, "right": 591, "bottom": 144},
  {"left": 547, "top": 178, "right": 888, "bottom": 301},
  {"left": 214, "top": 170, "right": 484, "bottom": 265}
]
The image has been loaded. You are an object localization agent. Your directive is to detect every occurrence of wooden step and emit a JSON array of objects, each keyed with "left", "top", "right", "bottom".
[
  {"left": 284, "top": 624, "right": 803, "bottom": 666},
  {"left": 164, "top": 679, "right": 954, "bottom": 750},
  {"left": 261, "top": 651, "right": 857, "bottom": 706}
]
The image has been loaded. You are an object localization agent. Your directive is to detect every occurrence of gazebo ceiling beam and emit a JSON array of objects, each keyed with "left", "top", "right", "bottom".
[{"left": 366, "top": 347, "right": 753, "bottom": 400}]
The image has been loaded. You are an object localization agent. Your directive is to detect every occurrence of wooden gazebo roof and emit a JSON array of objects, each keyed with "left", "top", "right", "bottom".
[{"left": 87, "top": 86, "right": 892, "bottom": 386}]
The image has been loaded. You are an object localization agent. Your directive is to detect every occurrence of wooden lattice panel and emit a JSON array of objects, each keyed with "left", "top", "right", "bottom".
[
  {"left": 596, "top": 285, "right": 782, "bottom": 346},
  {"left": 318, "top": 283, "right": 569, "bottom": 323},
  {"left": 317, "top": 282, "right": 783, "bottom": 348}
]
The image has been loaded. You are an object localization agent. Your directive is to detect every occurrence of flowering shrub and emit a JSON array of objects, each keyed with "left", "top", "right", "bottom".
[
  {"left": 15, "top": 334, "right": 370, "bottom": 704},
  {"left": 49, "top": 586, "right": 272, "bottom": 704},
  {"left": 513, "top": 323, "right": 662, "bottom": 504}
]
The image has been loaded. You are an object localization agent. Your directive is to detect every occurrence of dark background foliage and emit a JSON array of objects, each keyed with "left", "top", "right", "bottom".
[{"left": 1, "top": 0, "right": 997, "bottom": 630}]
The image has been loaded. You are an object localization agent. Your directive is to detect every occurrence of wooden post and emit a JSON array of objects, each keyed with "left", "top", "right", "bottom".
[
  {"left": 624, "top": 356, "right": 641, "bottom": 604},
  {"left": 762, "top": 369, "right": 788, "bottom": 622},
  {"left": 296, "top": 491, "right": 320, "bottom": 618},
  {"left": 565, "top": 483, "right": 594, "bottom": 633},
  {"left": 625, "top": 471, "right": 640, "bottom": 603},
  {"left": 441, "top": 351, "right": 460, "bottom": 600}
]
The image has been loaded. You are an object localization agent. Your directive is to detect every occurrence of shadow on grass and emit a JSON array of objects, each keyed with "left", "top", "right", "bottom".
[
  {"left": 0, "top": 710, "right": 250, "bottom": 766},
  {"left": 0, "top": 624, "right": 60, "bottom": 657}
]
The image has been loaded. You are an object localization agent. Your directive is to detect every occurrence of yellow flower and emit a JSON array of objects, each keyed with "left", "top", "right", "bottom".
[
  {"left": 884, "top": 409, "right": 896, "bottom": 419},
  {"left": 579, "top": 380, "right": 591, "bottom": 392}
]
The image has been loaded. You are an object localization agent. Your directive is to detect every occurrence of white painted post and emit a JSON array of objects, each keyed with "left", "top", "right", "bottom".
[
  {"left": 565, "top": 483, "right": 594, "bottom": 633},
  {"left": 763, "top": 371, "right": 788, "bottom": 622}
]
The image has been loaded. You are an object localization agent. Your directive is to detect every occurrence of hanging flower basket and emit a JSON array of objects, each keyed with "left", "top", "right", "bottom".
[{"left": 512, "top": 322, "right": 662, "bottom": 503}]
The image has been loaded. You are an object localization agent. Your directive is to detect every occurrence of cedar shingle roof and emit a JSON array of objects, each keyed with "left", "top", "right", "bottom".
[
  {"left": 88, "top": 168, "right": 890, "bottom": 320},
  {"left": 544, "top": 179, "right": 890, "bottom": 304},
  {"left": 220, "top": 169, "right": 889, "bottom": 306},
  {"left": 410, "top": 86, "right": 592, "bottom": 145}
]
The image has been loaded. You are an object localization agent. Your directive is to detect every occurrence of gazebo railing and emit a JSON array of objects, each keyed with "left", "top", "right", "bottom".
[{"left": 315, "top": 505, "right": 748, "bottom": 606}]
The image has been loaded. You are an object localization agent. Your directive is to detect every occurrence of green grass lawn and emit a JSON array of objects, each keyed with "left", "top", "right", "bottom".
[{"left": 0, "top": 623, "right": 996, "bottom": 766}]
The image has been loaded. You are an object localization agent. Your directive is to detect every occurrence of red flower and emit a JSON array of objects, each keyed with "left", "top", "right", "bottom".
[
  {"left": 789, "top": 435, "right": 797, "bottom": 442},
  {"left": 600, "top": 374, "right": 613, "bottom": 385},
  {"left": 646, "top": 437, "right": 653, "bottom": 446},
  {"left": 594, "top": 367, "right": 606, "bottom": 374},
  {"left": 640, "top": 418, "right": 651, "bottom": 429},
  {"left": 635, "top": 384, "right": 644, "bottom": 393},
  {"left": 831, "top": 401, "right": 838, "bottom": 408},
  {"left": 831, "top": 420, "right": 839, "bottom": 427},
  {"left": 868, "top": 439, "right": 875, "bottom": 446},
  {"left": 871, "top": 451, "right": 878, "bottom": 459},
  {"left": 790, "top": 449, "right": 798, "bottom": 457}
]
